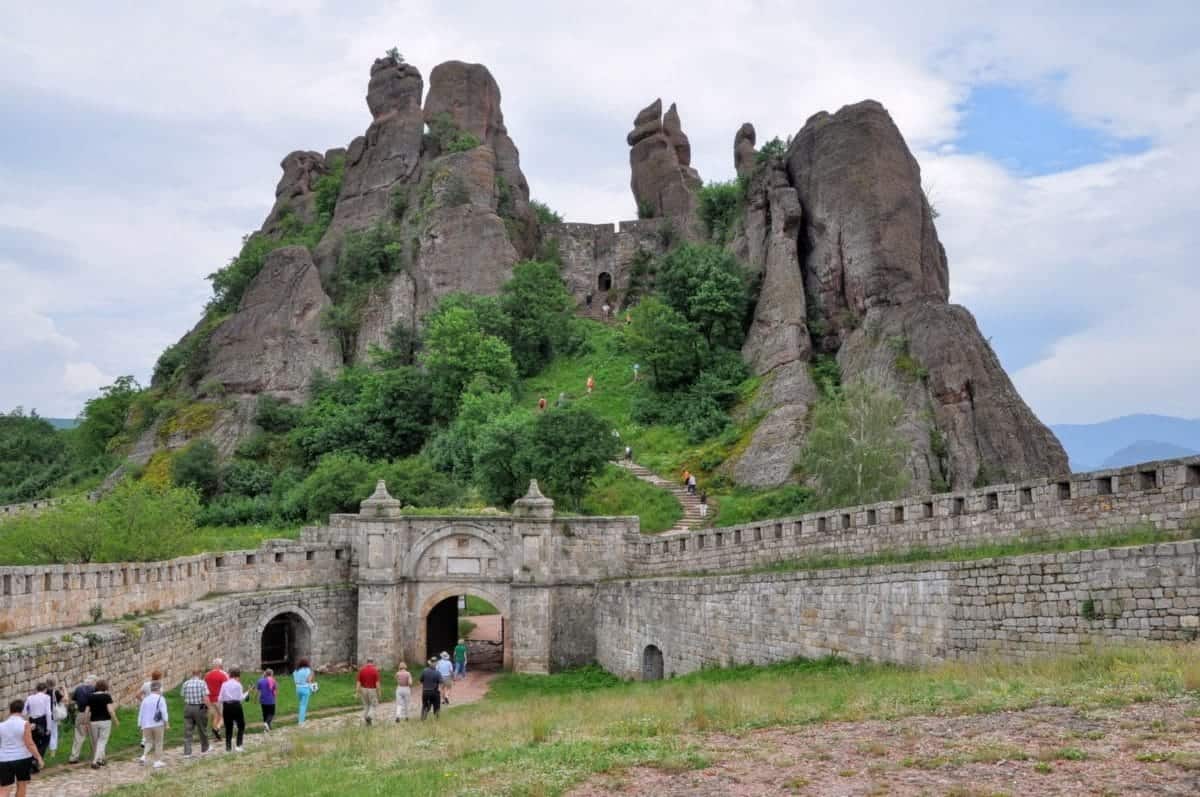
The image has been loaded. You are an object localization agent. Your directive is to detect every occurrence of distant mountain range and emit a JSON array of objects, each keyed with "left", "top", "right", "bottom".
[
  {"left": 1051, "top": 414, "right": 1200, "bottom": 472},
  {"left": 45, "top": 418, "right": 78, "bottom": 430}
]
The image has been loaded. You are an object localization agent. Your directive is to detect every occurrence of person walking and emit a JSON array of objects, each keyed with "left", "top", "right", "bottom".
[
  {"left": 66, "top": 675, "right": 96, "bottom": 764},
  {"left": 217, "top": 668, "right": 249, "bottom": 753},
  {"left": 179, "top": 668, "right": 211, "bottom": 757},
  {"left": 624, "top": 445, "right": 633, "bottom": 461},
  {"left": 394, "top": 663, "right": 412, "bottom": 722},
  {"left": 453, "top": 639, "right": 468, "bottom": 680},
  {"left": 356, "top": 658, "right": 380, "bottom": 726},
  {"left": 632, "top": 363, "right": 640, "bottom": 382},
  {"left": 556, "top": 391, "right": 567, "bottom": 408},
  {"left": 699, "top": 491, "right": 708, "bottom": 519},
  {"left": 293, "top": 658, "right": 316, "bottom": 725},
  {"left": 42, "top": 679, "right": 64, "bottom": 761},
  {"left": 137, "top": 681, "right": 168, "bottom": 769},
  {"left": 687, "top": 473, "right": 697, "bottom": 495},
  {"left": 203, "top": 659, "right": 228, "bottom": 742},
  {"left": 681, "top": 469, "right": 690, "bottom": 489},
  {"left": 82, "top": 679, "right": 117, "bottom": 769},
  {"left": 436, "top": 653, "right": 454, "bottom": 705},
  {"left": 586, "top": 375, "right": 595, "bottom": 394},
  {"left": 537, "top": 396, "right": 547, "bottom": 412},
  {"left": 137, "top": 670, "right": 162, "bottom": 756},
  {"left": 419, "top": 659, "right": 442, "bottom": 720},
  {"left": 0, "top": 698, "right": 43, "bottom": 797},
  {"left": 20, "top": 687, "right": 49, "bottom": 762},
  {"left": 601, "top": 302, "right": 611, "bottom": 319},
  {"left": 254, "top": 670, "right": 277, "bottom": 732}
]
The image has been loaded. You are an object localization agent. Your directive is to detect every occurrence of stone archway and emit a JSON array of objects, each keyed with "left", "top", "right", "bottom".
[
  {"left": 642, "top": 644, "right": 664, "bottom": 681},
  {"left": 256, "top": 606, "right": 316, "bottom": 674},
  {"left": 416, "top": 586, "right": 512, "bottom": 671},
  {"left": 598, "top": 272, "right": 612, "bottom": 292}
]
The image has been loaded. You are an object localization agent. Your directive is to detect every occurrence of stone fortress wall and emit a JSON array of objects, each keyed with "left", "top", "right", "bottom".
[
  {"left": 0, "top": 458, "right": 1197, "bottom": 700},
  {"left": 545, "top": 219, "right": 668, "bottom": 309}
]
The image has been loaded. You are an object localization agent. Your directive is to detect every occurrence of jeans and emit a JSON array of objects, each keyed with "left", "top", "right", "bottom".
[
  {"left": 90, "top": 720, "right": 112, "bottom": 764},
  {"left": 183, "top": 705, "right": 209, "bottom": 755},
  {"left": 296, "top": 687, "right": 312, "bottom": 724},
  {"left": 142, "top": 725, "right": 165, "bottom": 761},
  {"left": 454, "top": 660, "right": 466, "bottom": 677},
  {"left": 222, "top": 702, "right": 245, "bottom": 750},
  {"left": 260, "top": 704, "right": 276, "bottom": 729},
  {"left": 420, "top": 691, "right": 440, "bottom": 720},
  {"left": 394, "top": 687, "right": 410, "bottom": 720},
  {"left": 360, "top": 688, "right": 378, "bottom": 724}
]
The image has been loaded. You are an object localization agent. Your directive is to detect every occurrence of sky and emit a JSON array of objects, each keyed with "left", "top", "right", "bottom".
[{"left": 1, "top": 1, "right": 1197, "bottom": 425}]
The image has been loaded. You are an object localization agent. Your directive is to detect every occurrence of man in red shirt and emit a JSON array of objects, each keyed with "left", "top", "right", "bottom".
[
  {"left": 203, "top": 658, "right": 229, "bottom": 741},
  {"left": 356, "top": 657, "right": 380, "bottom": 726}
]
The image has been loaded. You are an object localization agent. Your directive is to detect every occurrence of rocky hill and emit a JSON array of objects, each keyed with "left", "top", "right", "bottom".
[{"left": 142, "top": 55, "right": 1067, "bottom": 495}]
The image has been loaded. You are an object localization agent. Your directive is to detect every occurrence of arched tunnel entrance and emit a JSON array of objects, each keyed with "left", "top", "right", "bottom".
[
  {"left": 260, "top": 611, "right": 311, "bottom": 674},
  {"left": 424, "top": 594, "right": 508, "bottom": 672}
]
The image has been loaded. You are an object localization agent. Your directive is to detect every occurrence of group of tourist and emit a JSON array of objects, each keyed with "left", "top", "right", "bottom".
[{"left": 384, "top": 639, "right": 469, "bottom": 723}]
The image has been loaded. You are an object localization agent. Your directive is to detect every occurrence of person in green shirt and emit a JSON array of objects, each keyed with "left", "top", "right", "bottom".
[{"left": 453, "top": 639, "right": 468, "bottom": 679}]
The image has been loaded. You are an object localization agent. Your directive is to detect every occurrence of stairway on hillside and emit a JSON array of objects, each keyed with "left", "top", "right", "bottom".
[{"left": 615, "top": 459, "right": 705, "bottom": 532}]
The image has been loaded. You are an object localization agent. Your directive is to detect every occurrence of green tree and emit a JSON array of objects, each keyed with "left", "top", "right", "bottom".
[
  {"left": 0, "top": 410, "right": 70, "bottom": 503},
  {"left": 522, "top": 406, "right": 620, "bottom": 510},
  {"left": 221, "top": 460, "right": 275, "bottom": 497},
  {"left": 375, "top": 457, "right": 464, "bottom": 508},
  {"left": 697, "top": 180, "right": 744, "bottom": 245},
  {"left": 427, "top": 383, "right": 516, "bottom": 481},
  {"left": 656, "top": 244, "right": 750, "bottom": 349},
  {"left": 421, "top": 304, "right": 517, "bottom": 420},
  {"left": 283, "top": 452, "right": 374, "bottom": 521},
  {"left": 472, "top": 411, "right": 535, "bottom": 506},
  {"left": 625, "top": 297, "right": 706, "bottom": 391},
  {"left": 170, "top": 440, "right": 221, "bottom": 499},
  {"left": 499, "top": 260, "right": 574, "bottom": 376},
  {"left": 75, "top": 375, "right": 141, "bottom": 461},
  {"left": 800, "top": 378, "right": 911, "bottom": 509}
]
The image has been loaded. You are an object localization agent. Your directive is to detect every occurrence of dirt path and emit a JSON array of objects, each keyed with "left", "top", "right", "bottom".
[
  {"left": 571, "top": 699, "right": 1200, "bottom": 796},
  {"left": 34, "top": 671, "right": 496, "bottom": 796}
]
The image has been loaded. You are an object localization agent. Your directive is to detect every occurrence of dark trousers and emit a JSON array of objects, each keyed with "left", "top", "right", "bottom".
[
  {"left": 183, "top": 704, "right": 209, "bottom": 755},
  {"left": 421, "top": 691, "right": 440, "bottom": 720},
  {"left": 222, "top": 702, "right": 245, "bottom": 750},
  {"left": 260, "top": 703, "right": 276, "bottom": 729}
]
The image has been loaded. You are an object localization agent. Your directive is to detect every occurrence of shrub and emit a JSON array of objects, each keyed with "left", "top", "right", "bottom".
[
  {"left": 170, "top": 440, "right": 220, "bottom": 499},
  {"left": 0, "top": 410, "right": 70, "bottom": 504},
  {"left": 374, "top": 457, "right": 464, "bottom": 508},
  {"left": 499, "top": 260, "right": 574, "bottom": 376},
  {"left": 625, "top": 298, "right": 706, "bottom": 392},
  {"left": 530, "top": 200, "right": 562, "bottom": 225},
  {"left": 284, "top": 453, "right": 374, "bottom": 522},
  {"left": 421, "top": 304, "right": 518, "bottom": 420},
  {"left": 255, "top": 395, "right": 302, "bottom": 434},
  {"left": 473, "top": 411, "right": 536, "bottom": 506},
  {"left": 655, "top": 244, "right": 750, "bottom": 349},
  {"left": 755, "top": 136, "right": 788, "bottom": 163},
  {"left": 197, "top": 494, "right": 274, "bottom": 526},
  {"left": 222, "top": 460, "right": 275, "bottom": 497},
  {"left": 809, "top": 354, "right": 842, "bottom": 397},
  {"left": 427, "top": 112, "right": 481, "bottom": 154},
  {"left": 313, "top": 154, "right": 345, "bottom": 223},
  {"left": 697, "top": 180, "right": 745, "bottom": 246},
  {"left": 521, "top": 406, "right": 621, "bottom": 510}
]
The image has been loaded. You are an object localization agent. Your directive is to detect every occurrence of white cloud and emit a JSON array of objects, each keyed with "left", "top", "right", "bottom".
[{"left": 62, "top": 361, "right": 115, "bottom": 396}]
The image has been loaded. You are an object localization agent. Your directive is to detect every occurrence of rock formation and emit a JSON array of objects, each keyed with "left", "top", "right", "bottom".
[
  {"left": 627, "top": 99, "right": 702, "bottom": 220},
  {"left": 725, "top": 100, "right": 1067, "bottom": 489},
  {"left": 733, "top": 123, "right": 756, "bottom": 178}
]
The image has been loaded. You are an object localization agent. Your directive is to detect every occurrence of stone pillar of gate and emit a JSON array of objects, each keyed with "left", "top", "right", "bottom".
[
  {"left": 509, "top": 481, "right": 555, "bottom": 673},
  {"left": 354, "top": 481, "right": 404, "bottom": 668}
]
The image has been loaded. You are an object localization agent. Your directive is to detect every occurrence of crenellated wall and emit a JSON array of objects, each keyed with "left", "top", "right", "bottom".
[
  {"left": 0, "top": 540, "right": 351, "bottom": 637},
  {"left": 627, "top": 457, "right": 1200, "bottom": 576}
]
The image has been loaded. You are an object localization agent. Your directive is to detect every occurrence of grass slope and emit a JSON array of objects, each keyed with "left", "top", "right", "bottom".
[{"left": 109, "top": 644, "right": 1200, "bottom": 796}]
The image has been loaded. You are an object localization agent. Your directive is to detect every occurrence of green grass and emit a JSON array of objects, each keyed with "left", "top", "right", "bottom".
[
  {"left": 580, "top": 465, "right": 682, "bottom": 533},
  {"left": 46, "top": 671, "right": 361, "bottom": 771},
  {"left": 730, "top": 524, "right": 1200, "bottom": 577},
  {"left": 106, "top": 643, "right": 1200, "bottom": 797},
  {"left": 462, "top": 595, "right": 500, "bottom": 616},
  {"left": 184, "top": 525, "right": 302, "bottom": 554}
]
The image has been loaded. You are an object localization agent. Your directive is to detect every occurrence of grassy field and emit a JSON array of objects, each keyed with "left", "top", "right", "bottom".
[
  {"left": 184, "top": 525, "right": 302, "bottom": 554},
  {"left": 579, "top": 464, "right": 682, "bottom": 533},
  {"left": 47, "top": 671, "right": 361, "bottom": 770},
  {"left": 108, "top": 643, "right": 1200, "bottom": 796}
]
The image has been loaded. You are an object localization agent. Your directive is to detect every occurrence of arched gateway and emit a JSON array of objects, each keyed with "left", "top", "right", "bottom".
[{"left": 320, "top": 479, "right": 634, "bottom": 674}]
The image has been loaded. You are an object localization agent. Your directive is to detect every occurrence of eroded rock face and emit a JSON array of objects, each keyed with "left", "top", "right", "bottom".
[
  {"left": 628, "top": 99, "right": 702, "bottom": 220},
  {"left": 734, "top": 122, "right": 757, "bottom": 178},
  {"left": 261, "top": 150, "right": 329, "bottom": 236},
  {"left": 203, "top": 246, "right": 341, "bottom": 401},
  {"left": 786, "top": 101, "right": 949, "bottom": 351}
]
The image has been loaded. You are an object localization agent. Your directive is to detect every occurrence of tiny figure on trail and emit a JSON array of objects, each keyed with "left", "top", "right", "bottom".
[
  {"left": 454, "top": 639, "right": 468, "bottom": 679},
  {"left": 420, "top": 659, "right": 442, "bottom": 720},
  {"left": 255, "top": 669, "right": 277, "bottom": 732},
  {"left": 395, "top": 662, "right": 412, "bottom": 722},
  {"left": 293, "top": 658, "right": 316, "bottom": 725},
  {"left": 681, "top": 469, "right": 691, "bottom": 487},
  {"left": 586, "top": 375, "right": 595, "bottom": 394},
  {"left": 632, "top": 363, "right": 640, "bottom": 382},
  {"left": 585, "top": 292, "right": 593, "bottom": 309},
  {"left": 602, "top": 302, "right": 611, "bottom": 319},
  {"left": 624, "top": 445, "right": 632, "bottom": 461},
  {"left": 537, "top": 396, "right": 547, "bottom": 412},
  {"left": 356, "top": 657, "right": 380, "bottom": 726},
  {"left": 699, "top": 491, "right": 708, "bottom": 518},
  {"left": 625, "top": 311, "right": 632, "bottom": 325},
  {"left": 436, "top": 653, "right": 454, "bottom": 705},
  {"left": 556, "top": 391, "right": 567, "bottom": 408},
  {"left": 687, "top": 473, "right": 697, "bottom": 495}
]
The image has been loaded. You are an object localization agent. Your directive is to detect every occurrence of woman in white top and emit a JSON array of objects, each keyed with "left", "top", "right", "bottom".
[
  {"left": 136, "top": 682, "right": 169, "bottom": 768},
  {"left": 216, "top": 668, "right": 249, "bottom": 753},
  {"left": 0, "top": 698, "right": 42, "bottom": 797}
]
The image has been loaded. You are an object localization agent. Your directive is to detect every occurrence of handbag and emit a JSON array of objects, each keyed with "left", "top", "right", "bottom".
[
  {"left": 309, "top": 681, "right": 319, "bottom": 693},
  {"left": 52, "top": 701, "right": 68, "bottom": 722},
  {"left": 153, "top": 697, "right": 164, "bottom": 724}
]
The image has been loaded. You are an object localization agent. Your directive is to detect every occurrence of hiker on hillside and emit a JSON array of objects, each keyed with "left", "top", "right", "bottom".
[
  {"left": 537, "top": 396, "right": 547, "bottom": 411},
  {"left": 293, "top": 658, "right": 316, "bottom": 725},
  {"left": 687, "top": 473, "right": 697, "bottom": 495},
  {"left": 436, "top": 653, "right": 454, "bottom": 704},
  {"left": 255, "top": 669, "right": 277, "bottom": 732},
  {"left": 356, "top": 657, "right": 380, "bottom": 726},
  {"left": 699, "top": 491, "right": 708, "bottom": 519},
  {"left": 624, "top": 445, "right": 633, "bottom": 461},
  {"left": 681, "top": 469, "right": 690, "bottom": 488},
  {"left": 81, "top": 679, "right": 117, "bottom": 768},
  {"left": 203, "top": 658, "right": 228, "bottom": 742},
  {"left": 419, "top": 659, "right": 442, "bottom": 720},
  {"left": 217, "top": 668, "right": 249, "bottom": 752},
  {"left": 632, "top": 363, "right": 640, "bottom": 382},
  {"left": 556, "top": 391, "right": 567, "bottom": 408},
  {"left": 394, "top": 663, "right": 412, "bottom": 722},
  {"left": 43, "top": 679, "right": 64, "bottom": 760},
  {"left": 1, "top": 697, "right": 43, "bottom": 796},
  {"left": 66, "top": 674, "right": 96, "bottom": 764},
  {"left": 179, "top": 668, "right": 211, "bottom": 756},
  {"left": 137, "top": 681, "right": 168, "bottom": 769},
  {"left": 453, "top": 638, "right": 468, "bottom": 680},
  {"left": 20, "top": 686, "right": 49, "bottom": 760},
  {"left": 602, "top": 302, "right": 611, "bottom": 319},
  {"left": 586, "top": 375, "right": 595, "bottom": 394}
]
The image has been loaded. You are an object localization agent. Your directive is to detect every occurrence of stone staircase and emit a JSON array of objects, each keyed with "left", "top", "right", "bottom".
[{"left": 616, "top": 459, "right": 705, "bottom": 532}]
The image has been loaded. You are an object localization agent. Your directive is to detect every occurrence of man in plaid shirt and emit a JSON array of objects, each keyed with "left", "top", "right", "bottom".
[{"left": 179, "top": 668, "right": 212, "bottom": 756}]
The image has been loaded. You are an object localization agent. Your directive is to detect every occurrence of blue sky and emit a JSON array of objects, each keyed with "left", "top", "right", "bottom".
[{"left": 1, "top": 1, "right": 1197, "bottom": 424}]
